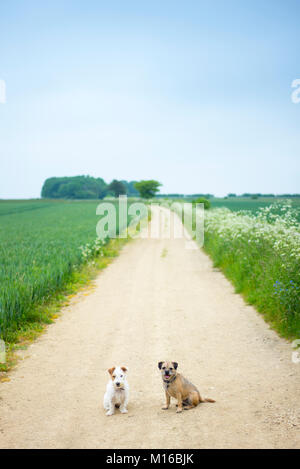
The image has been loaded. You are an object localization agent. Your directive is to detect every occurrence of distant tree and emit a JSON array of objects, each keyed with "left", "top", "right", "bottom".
[
  {"left": 120, "top": 180, "right": 140, "bottom": 196},
  {"left": 97, "top": 178, "right": 108, "bottom": 198},
  {"left": 108, "top": 180, "right": 127, "bottom": 197},
  {"left": 157, "top": 194, "right": 184, "bottom": 198},
  {"left": 192, "top": 197, "right": 211, "bottom": 209},
  {"left": 41, "top": 176, "right": 107, "bottom": 199},
  {"left": 190, "top": 193, "right": 214, "bottom": 199},
  {"left": 277, "top": 194, "right": 300, "bottom": 198},
  {"left": 227, "top": 193, "right": 237, "bottom": 197},
  {"left": 134, "top": 180, "right": 162, "bottom": 199}
]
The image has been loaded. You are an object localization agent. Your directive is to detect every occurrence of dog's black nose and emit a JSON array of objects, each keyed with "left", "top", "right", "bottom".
[{"left": 116, "top": 382, "right": 120, "bottom": 387}]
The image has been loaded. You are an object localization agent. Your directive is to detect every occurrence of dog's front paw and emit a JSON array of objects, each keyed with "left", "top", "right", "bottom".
[
  {"left": 162, "top": 405, "right": 169, "bottom": 410},
  {"left": 120, "top": 408, "right": 128, "bottom": 414},
  {"left": 106, "top": 410, "right": 114, "bottom": 416},
  {"left": 176, "top": 408, "right": 183, "bottom": 413}
]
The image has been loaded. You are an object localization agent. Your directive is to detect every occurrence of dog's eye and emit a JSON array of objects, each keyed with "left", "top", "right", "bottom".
[
  {"left": 162, "top": 367, "right": 166, "bottom": 370},
  {"left": 120, "top": 375, "right": 123, "bottom": 378},
  {"left": 169, "top": 367, "right": 173, "bottom": 370}
]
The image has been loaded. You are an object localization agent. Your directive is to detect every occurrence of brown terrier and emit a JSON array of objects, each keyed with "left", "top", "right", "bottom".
[{"left": 158, "top": 361, "right": 215, "bottom": 413}]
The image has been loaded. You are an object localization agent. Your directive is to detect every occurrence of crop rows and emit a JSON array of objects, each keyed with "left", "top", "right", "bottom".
[{"left": 0, "top": 200, "right": 132, "bottom": 339}]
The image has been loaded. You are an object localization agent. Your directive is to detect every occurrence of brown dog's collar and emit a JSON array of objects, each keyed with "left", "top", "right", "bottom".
[{"left": 163, "top": 375, "right": 177, "bottom": 385}]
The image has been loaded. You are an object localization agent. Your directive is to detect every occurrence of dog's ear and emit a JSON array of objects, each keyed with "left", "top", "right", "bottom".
[
  {"left": 158, "top": 361, "right": 163, "bottom": 369},
  {"left": 172, "top": 362, "right": 178, "bottom": 370},
  {"left": 108, "top": 367, "right": 115, "bottom": 375},
  {"left": 121, "top": 366, "right": 128, "bottom": 373}
]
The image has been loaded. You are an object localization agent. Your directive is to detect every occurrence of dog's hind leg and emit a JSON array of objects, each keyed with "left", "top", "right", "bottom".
[
  {"left": 177, "top": 399, "right": 189, "bottom": 407},
  {"left": 182, "top": 391, "right": 200, "bottom": 410},
  {"left": 183, "top": 405, "right": 194, "bottom": 410},
  {"left": 181, "top": 396, "right": 194, "bottom": 410}
]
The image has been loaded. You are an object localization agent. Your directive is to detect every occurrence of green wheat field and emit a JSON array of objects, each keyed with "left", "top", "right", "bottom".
[{"left": 0, "top": 199, "right": 134, "bottom": 340}]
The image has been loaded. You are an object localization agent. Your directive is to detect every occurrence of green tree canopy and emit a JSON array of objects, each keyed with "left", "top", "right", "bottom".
[
  {"left": 41, "top": 176, "right": 107, "bottom": 199},
  {"left": 107, "top": 180, "right": 127, "bottom": 197},
  {"left": 134, "top": 180, "right": 162, "bottom": 199},
  {"left": 120, "top": 180, "right": 139, "bottom": 196},
  {"left": 192, "top": 197, "right": 211, "bottom": 210}
]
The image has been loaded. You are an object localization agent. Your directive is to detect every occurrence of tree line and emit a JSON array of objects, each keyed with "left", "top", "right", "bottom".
[
  {"left": 41, "top": 176, "right": 161, "bottom": 199},
  {"left": 227, "top": 193, "right": 300, "bottom": 198}
]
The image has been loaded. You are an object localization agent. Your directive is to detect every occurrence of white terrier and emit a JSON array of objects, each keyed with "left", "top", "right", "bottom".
[{"left": 103, "top": 366, "right": 129, "bottom": 416}]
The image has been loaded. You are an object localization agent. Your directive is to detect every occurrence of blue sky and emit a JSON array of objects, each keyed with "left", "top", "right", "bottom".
[{"left": 0, "top": 0, "right": 299, "bottom": 197}]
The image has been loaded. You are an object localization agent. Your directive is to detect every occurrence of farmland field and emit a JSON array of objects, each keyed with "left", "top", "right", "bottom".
[
  {"left": 0, "top": 199, "right": 137, "bottom": 340},
  {"left": 173, "top": 196, "right": 300, "bottom": 220},
  {"left": 209, "top": 197, "right": 300, "bottom": 219}
]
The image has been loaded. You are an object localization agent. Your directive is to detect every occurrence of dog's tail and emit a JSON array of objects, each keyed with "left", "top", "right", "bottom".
[
  {"left": 201, "top": 397, "right": 216, "bottom": 403},
  {"left": 198, "top": 392, "right": 215, "bottom": 403}
]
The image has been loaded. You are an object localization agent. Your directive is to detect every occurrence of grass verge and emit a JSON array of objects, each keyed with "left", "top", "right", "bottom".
[{"left": 203, "top": 234, "right": 299, "bottom": 340}]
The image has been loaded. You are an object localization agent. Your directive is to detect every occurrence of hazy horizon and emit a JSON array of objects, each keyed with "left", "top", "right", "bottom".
[{"left": 1, "top": 1, "right": 300, "bottom": 198}]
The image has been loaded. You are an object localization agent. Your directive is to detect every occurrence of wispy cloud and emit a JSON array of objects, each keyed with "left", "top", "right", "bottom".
[{"left": 0, "top": 80, "right": 6, "bottom": 104}]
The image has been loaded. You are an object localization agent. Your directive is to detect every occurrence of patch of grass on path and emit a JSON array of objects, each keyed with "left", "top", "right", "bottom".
[{"left": 161, "top": 248, "right": 168, "bottom": 258}]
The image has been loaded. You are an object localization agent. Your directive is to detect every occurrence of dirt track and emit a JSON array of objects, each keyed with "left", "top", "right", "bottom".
[{"left": 0, "top": 206, "right": 299, "bottom": 449}]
